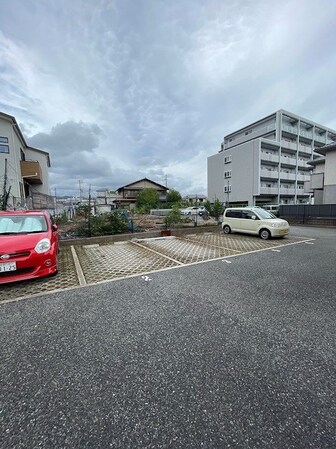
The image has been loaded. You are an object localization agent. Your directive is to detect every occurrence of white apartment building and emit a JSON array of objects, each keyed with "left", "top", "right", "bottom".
[
  {"left": 0, "top": 111, "right": 51, "bottom": 209},
  {"left": 207, "top": 110, "right": 336, "bottom": 206}
]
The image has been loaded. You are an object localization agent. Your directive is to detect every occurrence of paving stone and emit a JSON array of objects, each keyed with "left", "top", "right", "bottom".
[
  {"left": 0, "top": 233, "right": 309, "bottom": 302},
  {"left": 0, "top": 247, "right": 79, "bottom": 302}
]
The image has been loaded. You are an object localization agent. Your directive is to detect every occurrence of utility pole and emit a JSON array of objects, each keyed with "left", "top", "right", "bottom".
[
  {"left": 78, "top": 179, "right": 83, "bottom": 204},
  {"left": 195, "top": 193, "right": 198, "bottom": 227},
  {"left": 88, "top": 184, "right": 92, "bottom": 237},
  {"left": 54, "top": 188, "right": 57, "bottom": 216},
  {"left": 1, "top": 159, "right": 8, "bottom": 210}
]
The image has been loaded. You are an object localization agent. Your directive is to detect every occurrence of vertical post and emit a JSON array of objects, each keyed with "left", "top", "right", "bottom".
[
  {"left": 2, "top": 159, "right": 8, "bottom": 210},
  {"left": 88, "top": 184, "right": 92, "bottom": 237},
  {"left": 54, "top": 188, "right": 57, "bottom": 217}
]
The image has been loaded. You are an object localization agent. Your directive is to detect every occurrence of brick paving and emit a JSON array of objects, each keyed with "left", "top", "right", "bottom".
[{"left": 1, "top": 232, "right": 309, "bottom": 301}]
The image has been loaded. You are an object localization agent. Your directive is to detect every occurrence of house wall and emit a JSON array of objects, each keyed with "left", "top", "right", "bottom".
[
  {"left": 25, "top": 148, "right": 50, "bottom": 195},
  {"left": 0, "top": 117, "right": 25, "bottom": 198},
  {"left": 324, "top": 151, "right": 336, "bottom": 203}
]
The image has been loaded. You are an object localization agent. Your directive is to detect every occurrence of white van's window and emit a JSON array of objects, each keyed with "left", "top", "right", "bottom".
[
  {"left": 226, "top": 210, "right": 242, "bottom": 218},
  {"left": 242, "top": 211, "right": 257, "bottom": 220},
  {"left": 256, "top": 209, "right": 276, "bottom": 219}
]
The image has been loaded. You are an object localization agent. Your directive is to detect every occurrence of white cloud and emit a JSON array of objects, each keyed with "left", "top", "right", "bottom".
[{"left": 1, "top": 0, "right": 336, "bottom": 196}]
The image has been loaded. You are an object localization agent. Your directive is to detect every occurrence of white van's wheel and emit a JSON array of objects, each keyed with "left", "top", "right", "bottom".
[
  {"left": 223, "top": 225, "right": 231, "bottom": 234},
  {"left": 260, "top": 229, "right": 271, "bottom": 240}
]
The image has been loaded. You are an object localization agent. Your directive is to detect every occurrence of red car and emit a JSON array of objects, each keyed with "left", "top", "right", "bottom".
[{"left": 0, "top": 210, "right": 59, "bottom": 284}]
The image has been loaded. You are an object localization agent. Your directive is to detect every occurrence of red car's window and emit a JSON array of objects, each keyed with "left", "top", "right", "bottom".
[{"left": 0, "top": 215, "right": 48, "bottom": 234}]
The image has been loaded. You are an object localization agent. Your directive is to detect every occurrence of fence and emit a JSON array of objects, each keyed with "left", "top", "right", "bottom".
[
  {"left": 279, "top": 204, "right": 336, "bottom": 218},
  {"left": 279, "top": 204, "right": 336, "bottom": 226},
  {"left": 6, "top": 193, "right": 55, "bottom": 213}
]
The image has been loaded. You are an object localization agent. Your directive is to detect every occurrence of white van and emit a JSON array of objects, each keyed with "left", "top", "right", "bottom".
[{"left": 222, "top": 207, "right": 289, "bottom": 240}]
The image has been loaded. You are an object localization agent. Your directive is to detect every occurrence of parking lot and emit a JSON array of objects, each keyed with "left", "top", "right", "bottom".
[
  {"left": 0, "top": 231, "right": 311, "bottom": 302},
  {"left": 1, "top": 226, "right": 335, "bottom": 449}
]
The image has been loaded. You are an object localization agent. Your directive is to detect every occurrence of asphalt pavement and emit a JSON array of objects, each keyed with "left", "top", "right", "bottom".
[{"left": 0, "top": 226, "right": 335, "bottom": 448}]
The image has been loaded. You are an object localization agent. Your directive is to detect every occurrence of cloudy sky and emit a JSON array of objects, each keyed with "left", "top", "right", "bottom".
[{"left": 1, "top": 0, "right": 336, "bottom": 197}]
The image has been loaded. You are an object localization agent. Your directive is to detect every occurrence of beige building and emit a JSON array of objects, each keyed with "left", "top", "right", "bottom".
[
  {"left": 0, "top": 111, "right": 52, "bottom": 209},
  {"left": 116, "top": 178, "right": 168, "bottom": 208}
]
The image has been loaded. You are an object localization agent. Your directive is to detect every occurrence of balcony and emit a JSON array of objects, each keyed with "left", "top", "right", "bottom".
[
  {"left": 299, "top": 129, "right": 313, "bottom": 139},
  {"left": 280, "top": 155, "right": 296, "bottom": 166},
  {"left": 260, "top": 137, "right": 280, "bottom": 150},
  {"left": 260, "top": 187, "right": 278, "bottom": 195},
  {"left": 260, "top": 152, "right": 279, "bottom": 163},
  {"left": 280, "top": 187, "right": 296, "bottom": 195},
  {"left": 20, "top": 160, "right": 43, "bottom": 184},
  {"left": 296, "top": 189, "right": 309, "bottom": 196},
  {"left": 297, "top": 173, "right": 311, "bottom": 182},
  {"left": 282, "top": 124, "right": 298, "bottom": 135},
  {"left": 298, "top": 145, "right": 311, "bottom": 155},
  {"left": 297, "top": 159, "right": 310, "bottom": 168},
  {"left": 281, "top": 140, "right": 297, "bottom": 151},
  {"left": 260, "top": 169, "right": 278, "bottom": 179},
  {"left": 279, "top": 172, "right": 296, "bottom": 181},
  {"left": 314, "top": 134, "right": 326, "bottom": 144}
]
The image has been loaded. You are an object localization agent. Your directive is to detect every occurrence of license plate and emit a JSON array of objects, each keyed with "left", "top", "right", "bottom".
[
  {"left": 279, "top": 229, "right": 287, "bottom": 235},
  {"left": 0, "top": 262, "right": 17, "bottom": 272}
]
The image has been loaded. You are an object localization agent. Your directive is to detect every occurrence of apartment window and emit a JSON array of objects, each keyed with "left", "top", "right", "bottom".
[
  {"left": 0, "top": 144, "right": 9, "bottom": 153},
  {"left": 0, "top": 136, "right": 8, "bottom": 143},
  {"left": 224, "top": 155, "right": 232, "bottom": 164},
  {"left": 224, "top": 185, "right": 232, "bottom": 193},
  {"left": 224, "top": 170, "right": 231, "bottom": 178}
]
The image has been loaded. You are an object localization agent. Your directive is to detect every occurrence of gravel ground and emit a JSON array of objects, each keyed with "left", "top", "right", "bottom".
[{"left": 0, "top": 226, "right": 335, "bottom": 449}]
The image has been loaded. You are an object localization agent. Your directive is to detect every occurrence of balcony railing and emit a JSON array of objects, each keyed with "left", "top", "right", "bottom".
[
  {"left": 297, "top": 174, "right": 311, "bottom": 182},
  {"left": 260, "top": 169, "right": 278, "bottom": 179},
  {"left": 281, "top": 140, "right": 297, "bottom": 151},
  {"left": 299, "top": 129, "right": 313, "bottom": 139},
  {"left": 280, "top": 156, "right": 296, "bottom": 166},
  {"left": 280, "top": 188, "right": 296, "bottom": 195},
  {"left": 279, "top": 172, "right": 296, "bottom": 181},
  {"left": 314, "top": 134, "right": 326, "bottom": 144},
  {"left": 282, "top": 124, "right": 298, "bottom": 134},
  {"left": 298, "top": 145, "right": 311, "bottom": 155},
  {"left": 261, "top": 152, "right": 279, "bottom": 163},
  {"left": 260, "top": 187, "right": 278, "bottom": 195},
  {"left": 297, "top": 159, "right": 310, "bottom": 168}
]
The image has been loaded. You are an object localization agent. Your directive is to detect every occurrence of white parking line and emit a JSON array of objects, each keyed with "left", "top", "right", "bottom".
[
  {"left": 131, "top": 240, "right": 184, "bottom": 265},
  {"left": 70, "top": 246, "right": 87, "bottom": 285}
]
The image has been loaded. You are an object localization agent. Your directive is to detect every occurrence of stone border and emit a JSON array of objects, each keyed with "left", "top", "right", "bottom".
[{"left": 60, "top": 224, "right": 221, "bottom": 247}]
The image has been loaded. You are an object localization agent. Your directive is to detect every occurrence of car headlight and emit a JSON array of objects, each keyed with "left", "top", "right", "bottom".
[{"left": 35, "top": 238, "right": 51, "bottom": 253}]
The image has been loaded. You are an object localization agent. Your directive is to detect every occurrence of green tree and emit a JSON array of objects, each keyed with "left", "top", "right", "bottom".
[
  {"left": 212, "top": 199, "right": 224, "bottom": 220},
  {"left": 203, "top": 200, "right": 212, "bottom": 215},
  {"left": 164, "top": 205, "right": 182, "bottom": 228},
  {"left": 136, "top": 188, "right": 160, "bottom": 213},
  {"left": 166, "top": 189, "right": 182, "bottom": 206}
]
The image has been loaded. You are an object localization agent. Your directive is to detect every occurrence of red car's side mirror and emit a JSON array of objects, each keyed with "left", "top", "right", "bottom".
[{"left": 52, "top": 224, "right": 58, "bottom": 232}]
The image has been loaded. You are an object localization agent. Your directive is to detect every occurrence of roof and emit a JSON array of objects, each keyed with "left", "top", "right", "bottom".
[
  {"left": 117, "top": 177, "right": 168, "bottom": 191},
  {"left": 224, "top": 109, "right": 336, "bottom": 139},
  {"left": 314, "top": 141, "right": 336, "bottom": 156},
  {"left": 307, "top": 158, "right": 325, "bottom": 166},
  {"left": 0, "top": 111, "right": 50, "bottom": 162}
]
